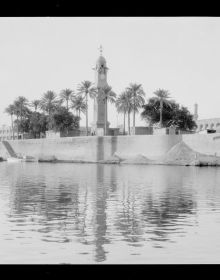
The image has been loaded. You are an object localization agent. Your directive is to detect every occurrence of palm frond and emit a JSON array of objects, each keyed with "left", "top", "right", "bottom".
[
  {"left": 100, "top": 85, "right": 116, "bottom": 103},
  {"left": 60, "top": 89, "right": 74, "bottom": 101},
  {"left": 153, "top": 89, "right": 170, "bottom": 99},
  {"left": 77, "top": 80, "right": 92, "bottom": 94}
]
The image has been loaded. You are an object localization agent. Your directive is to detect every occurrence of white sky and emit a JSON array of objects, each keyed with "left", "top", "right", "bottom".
[{"left": 1, "top": 17, "right": 220, "bottom": 128}]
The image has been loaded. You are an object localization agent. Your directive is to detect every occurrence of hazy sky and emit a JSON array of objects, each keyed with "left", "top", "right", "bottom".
[{"left": 1, "top": 17, "right": 220, "bottom": 128}]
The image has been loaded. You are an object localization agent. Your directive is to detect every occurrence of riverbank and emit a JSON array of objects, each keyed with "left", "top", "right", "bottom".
[{"left": 1, "top": 134, "right": 220, "bottom": 166}]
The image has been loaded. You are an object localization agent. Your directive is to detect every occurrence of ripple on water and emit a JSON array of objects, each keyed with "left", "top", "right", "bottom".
[{"left": 0, "top": 163, "right": 220, "bottom": 263}]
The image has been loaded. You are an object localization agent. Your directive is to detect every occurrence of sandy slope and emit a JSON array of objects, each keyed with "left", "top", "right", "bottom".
[{"left": 157, "top": 141, "right": 220, "bottom": 166}]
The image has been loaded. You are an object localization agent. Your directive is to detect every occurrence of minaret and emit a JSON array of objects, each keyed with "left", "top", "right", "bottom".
[
  {"left": 193, "top": 103, "right": 198, "bottom": 121},
  {"left": 92, "top": 46, "right": 110, "bottom": 136}
]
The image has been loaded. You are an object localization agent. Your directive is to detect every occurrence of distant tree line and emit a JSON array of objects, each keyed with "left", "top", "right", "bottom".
[
  {"left": 5, "top": 88, "right": 83, "bottom": 139},
  {"left": 4, "top": 82, "right": 196, "bottom": 139}
]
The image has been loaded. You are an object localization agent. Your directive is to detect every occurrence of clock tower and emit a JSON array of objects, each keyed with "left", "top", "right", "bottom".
[{"left": 92, "top": 46, "right": 110, "bottom": 136}]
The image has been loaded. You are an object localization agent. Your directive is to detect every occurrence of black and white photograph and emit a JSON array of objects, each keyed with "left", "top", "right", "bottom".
[{"left": 0, "top": 17, "right": 220, "bottom": 265}]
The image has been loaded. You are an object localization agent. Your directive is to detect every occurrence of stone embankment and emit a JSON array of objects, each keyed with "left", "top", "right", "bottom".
[
  {"left": 100, "top": 141, "right": 220, "bottom": 166},
  {"left": 1, "top": 134, "right": 220, "bottom": 166}
]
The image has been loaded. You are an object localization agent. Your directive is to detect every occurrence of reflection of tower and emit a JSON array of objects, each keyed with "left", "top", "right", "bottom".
[
  {"left": 91, "top": 45, "right": 110, "bottom": 136},
  {"left": 193, "top": 103, "right": 198, "bottom": 121},
  {"left": 94, "top": 164, "right": 108, "bottom": 262}
]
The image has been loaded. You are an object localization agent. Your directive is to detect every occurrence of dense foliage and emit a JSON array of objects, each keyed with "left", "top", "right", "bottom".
[
  {"left": 141, "top": 98, "right": 197, "bottom": 130},
  {"left": 5, "top": 90, "right": 80, "bottom": 139},
  {"left": 115, "top": 84, "right": 145, "bottom": 135},
  {"left": 51, "top": 107, "right": 79, "bottom": 133},
  {"left": 5, "top": 81, "right": 196, "bottom": 138}
]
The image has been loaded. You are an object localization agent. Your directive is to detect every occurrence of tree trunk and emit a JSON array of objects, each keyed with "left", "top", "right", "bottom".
[
  {"left": 67, "top": 99, "right": 69, "bottom": 111},
  {"left": 48, "top": 109, "right": 51, "bottom": 130},
  {"left": 133, "top": 109, "right": 135, "bottom": 135},
  {"left": 128, "top": 111, "right": 130, "bottom": 135},
  {"left": 11, "top": 114, "right": 14, "bottom": 140},
  {"left": 20, "top": 107, "right": 22, "bottom": 139},
  {"left": 21, "top": 105, "right": 24, "bottom": 140},
  {"left": 133, "top": 93, "right": 136, "bottom": 135},
  {"left": 160, "top": 99, "right": 163, "bottom": 128},
  {"left": 67, "top": 112, "right": 69, "bottom": 135},
  {"left": 16, "top": 115, "right": 19, "bottom": 139},
  {"left": 123, "top": 112, "right": 126, "bottom": 135},
  {"left": 79, "top": 110, "right": 81, "bottom": 128},
  {"left": 86, "top": 93, "right": 88, "bottom": 136}
]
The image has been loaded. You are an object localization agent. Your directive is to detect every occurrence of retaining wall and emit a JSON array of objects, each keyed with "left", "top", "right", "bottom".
[
  {"left": 1, "top": 134, "right": 220, "bottom": 162},
  {"left": 182, "top": 134, "right": 220, "bottom": 156}
]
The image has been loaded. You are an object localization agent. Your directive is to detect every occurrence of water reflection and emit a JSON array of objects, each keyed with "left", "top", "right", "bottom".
[
  {"left": 1, "top": 162, "right": 220, "bottom": 263},
  {"left": 94, "top": 164, "right": 108, "bottom": 262},
  {"left": 140, "top": 167, "right": 197, "bottom": 244}
]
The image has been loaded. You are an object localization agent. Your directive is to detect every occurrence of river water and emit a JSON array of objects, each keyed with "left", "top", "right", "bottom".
[{"left": 0, "top": 161, "right": 220, "bottom": 264}]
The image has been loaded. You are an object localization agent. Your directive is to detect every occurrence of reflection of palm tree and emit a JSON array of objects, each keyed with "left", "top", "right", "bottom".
[
  {"left": 115, "top": 190, "right": 144, "bottom": 244},
  {"left": 78, "top": 188, "right": 89, "bottom": 245},
  {"left": 39, "top": 182, "right": 81, "bottom": 240},
  {"left": 141, "top": 188, "right": 196, "bottom": 242}
]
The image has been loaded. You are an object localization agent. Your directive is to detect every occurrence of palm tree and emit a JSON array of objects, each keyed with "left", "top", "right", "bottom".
[
  {"left": 126, "top": 83, "right": 145, "bottom": 135},
  {"left": 126, "top": 90, "right": 133, "bottom": 135},
  {"left": 13, "top": 100, "right": 21, "bottom": 139},
  {"left": 4, "top": 104, "right": 16, "bottom": 140},
  {"left": 153, "top": 89, "right": 171, "bottom": 128},
  {"left": 16, "top": 96, "right": 28, "bottom": 120},
  {"left": 116, "top": 91, "right": 130, "bottom": 135},
  {"left": 77, "top": 81, "right": 97, "bottom": 136},
  {"left": 100, "top": 85, "right": 116, "bottom": 135},
  {"left": 31, "top": 99, "right": 41, "bottom": 112},
  {"left": 60, "top": 88, "right": 74, "bottom": 111},
  {"left": 40, "top": 91, "right": 58, "bottom": 115},
  {"left": 15, "top": 96, "right": 29, "bottom": 139},
  {"left": 40, "top": 91, "right": 59, "bottom": 130},
  {"left": 70, "top": 96, "right": 87, "bottom": 126}
]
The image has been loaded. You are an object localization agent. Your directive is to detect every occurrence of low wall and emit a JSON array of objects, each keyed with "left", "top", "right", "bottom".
[
  {"left": 114, "top": 135, "right": 181, "bottom": 159},
  {"left": 130, "top": 126, "right": 153, "bottom": 135},
  {"left": 183, "top": 134, "right": 220, "bottom": 156},
  {"left": 1, "top": 133, "right": 220, "bottom": 163}
]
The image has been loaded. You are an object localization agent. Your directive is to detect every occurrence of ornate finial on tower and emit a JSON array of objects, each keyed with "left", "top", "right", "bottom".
[{"left": 98, "top": 45, "right": 103, "bottom": 56}]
